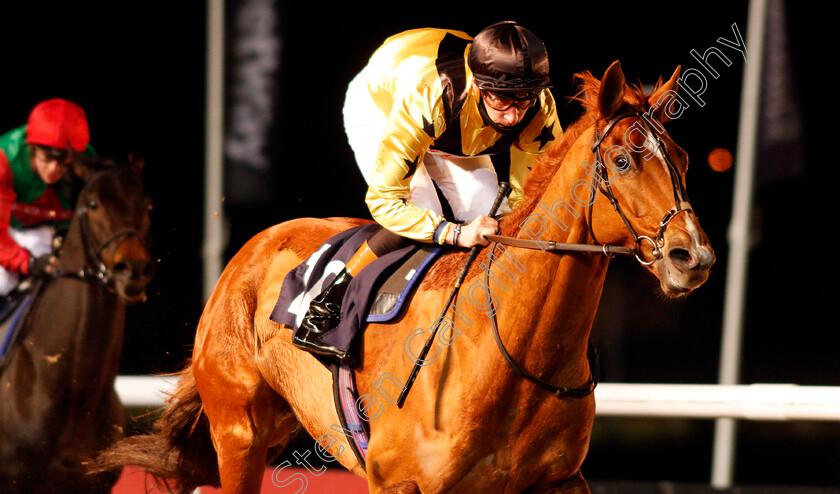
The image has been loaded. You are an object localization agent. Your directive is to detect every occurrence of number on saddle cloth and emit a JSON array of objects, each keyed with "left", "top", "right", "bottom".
[{"left": 270, "top": 224, "right": 444, "bottom": 365}]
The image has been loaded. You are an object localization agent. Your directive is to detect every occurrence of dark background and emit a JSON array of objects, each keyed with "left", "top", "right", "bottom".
[{"left": 3, "top": 0, "right": 836, "bottom": 489}]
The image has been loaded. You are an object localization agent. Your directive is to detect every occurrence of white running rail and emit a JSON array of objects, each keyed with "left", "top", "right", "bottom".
[{"left": 115, "top": 377, "right": 840, "bottom": 421}]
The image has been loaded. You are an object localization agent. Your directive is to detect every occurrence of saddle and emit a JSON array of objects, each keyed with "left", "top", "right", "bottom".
[{"left": 270, "top": 224, "right": 444, "bottom": 361}]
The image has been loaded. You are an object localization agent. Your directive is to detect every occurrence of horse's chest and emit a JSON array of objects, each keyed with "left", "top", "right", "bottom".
[{"left": 422, "top": 397, "right": 595, "bottom": 491}]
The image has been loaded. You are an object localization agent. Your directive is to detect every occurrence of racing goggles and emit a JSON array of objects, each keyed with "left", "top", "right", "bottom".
[
  {"left": 481, "top": 89, "right": 541, "bottom": 111},
  {"left": 34, "top": 145, "right": 72, "bottom": 165}
]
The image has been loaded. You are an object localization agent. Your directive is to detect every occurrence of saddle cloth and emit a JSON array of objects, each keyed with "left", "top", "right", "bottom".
[
  {"left": 0, "top": 282, "right": 41, "bottom": 374},
  {"left": 270, "top": 224, "right": 443, "bottom": 361}
]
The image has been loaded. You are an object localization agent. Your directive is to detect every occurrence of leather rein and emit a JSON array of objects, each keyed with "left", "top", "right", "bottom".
[{"left": 482, "top": 111, "right": 692, "bottom": 398}]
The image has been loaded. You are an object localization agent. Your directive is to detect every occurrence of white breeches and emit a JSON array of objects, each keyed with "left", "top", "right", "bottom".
[{"left": 342, "top": 70, "right": 510, "bottom": 223}]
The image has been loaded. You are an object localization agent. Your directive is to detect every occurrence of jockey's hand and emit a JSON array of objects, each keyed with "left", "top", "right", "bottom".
[
  {"left": 456, "top": 215, "right": 499, "bottom": 248},
  {"left": 28, "top": 254, "right": 59, "bottom": 278}
]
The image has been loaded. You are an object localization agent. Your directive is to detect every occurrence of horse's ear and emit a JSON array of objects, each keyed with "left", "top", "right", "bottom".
[
  {"left": 71, "top": 155, "right": 95, "bottom": 182},
  {"left": 128, "top": 153, "right": 145, "bottom": 176},
  {"left": 648, "top": 65, "right": 682, "bottom": 122},
  {"left": 598, "top": 60, "right": 626, "bottom": 119}
]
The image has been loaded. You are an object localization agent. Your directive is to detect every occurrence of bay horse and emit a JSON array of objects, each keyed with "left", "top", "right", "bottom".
[
  {"left": 0, "top": 155, "right": 154, "bottom": 493},
  {"left": 94, "top": 61, "right": 715, "bottom": 493}
]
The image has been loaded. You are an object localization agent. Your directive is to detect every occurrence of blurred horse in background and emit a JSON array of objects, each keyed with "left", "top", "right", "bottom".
[{"left": 0, "top": 155, "right": 154, "bottom": 493}]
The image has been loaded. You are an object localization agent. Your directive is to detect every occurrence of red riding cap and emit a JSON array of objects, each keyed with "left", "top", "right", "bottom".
[{"left": 25, "top": 99, "right": 90, "bottom": 152}]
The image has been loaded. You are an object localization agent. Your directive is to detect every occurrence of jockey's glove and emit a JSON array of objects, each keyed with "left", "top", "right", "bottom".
[{"left": 28, "top": 254, "right": 59, "bottom": 278}]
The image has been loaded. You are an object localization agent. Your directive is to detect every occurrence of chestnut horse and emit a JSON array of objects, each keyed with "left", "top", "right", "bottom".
[
  {"left": 95, "top": 61, "right": 715, "bottom": 493},
  {"left": 0, "top": 156, "right": 154, "bottom": 493}
]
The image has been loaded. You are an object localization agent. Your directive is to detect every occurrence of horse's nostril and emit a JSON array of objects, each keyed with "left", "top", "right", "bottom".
[
  {"left": 668, "top": 248, "right": 693, "bottom": 267},
  {"left": 112, "top": 261, "right": 131, "bottom": 275}
]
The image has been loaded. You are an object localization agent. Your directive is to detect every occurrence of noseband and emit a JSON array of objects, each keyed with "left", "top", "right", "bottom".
[{"left": 59, "top": 170, "right": 150, "bottom": 284}]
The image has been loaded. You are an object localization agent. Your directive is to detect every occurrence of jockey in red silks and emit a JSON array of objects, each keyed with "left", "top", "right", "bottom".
[
  {"left": 0, "top": 99, "right": 96, "bottom": 296},
  {"left": 293, "top": 22, "right": 564, "bottom": 362}
]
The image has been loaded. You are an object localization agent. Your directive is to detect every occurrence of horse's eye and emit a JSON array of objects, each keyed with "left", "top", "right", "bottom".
[
  {"left": 88, "top": 200, "right": 99, "bottom": 211},
  {"left": 609, "top": 153, "right": 631, "bottom": 173}
]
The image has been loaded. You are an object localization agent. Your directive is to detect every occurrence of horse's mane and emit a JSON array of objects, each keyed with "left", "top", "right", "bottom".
[
  {"left": 74, "top": 155, "right": 145, "bottom": 188},
  {"left": 82, "top": 156, "right": 121, "bottom": 172}
]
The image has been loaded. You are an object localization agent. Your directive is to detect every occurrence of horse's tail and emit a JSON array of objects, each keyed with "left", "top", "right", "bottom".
[{"left": 89, "top": 364, "right": 219, "bottom": 493}]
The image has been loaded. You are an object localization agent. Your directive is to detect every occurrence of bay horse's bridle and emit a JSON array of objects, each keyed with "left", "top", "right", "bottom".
[{"left": 58, "top": 169, "right": 151, "bottom": 285}]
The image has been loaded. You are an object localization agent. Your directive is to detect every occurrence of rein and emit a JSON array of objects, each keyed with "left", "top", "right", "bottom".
[
  {"left": 483, "top": 255, "right": 600, "bottom": 398},
  {"left": 485, "top": 234, "right": 635, "bottom": 257},
  {"left": 473, "top": 112, "right": 692, "bottom": 398}
]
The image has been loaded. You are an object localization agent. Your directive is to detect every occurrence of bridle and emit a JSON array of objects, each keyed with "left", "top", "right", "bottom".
[
  {"left": 482, "top": 111, "right": 693, "bottom": 398},
  {"left": 587, "top": 111, "right": 693, "bottom": 265},
  {"left": 487, "top": 111, "right": 693, "bottom": 266},
  {"left": 57, "top": 169, "right": 150, "bottom": 285}
]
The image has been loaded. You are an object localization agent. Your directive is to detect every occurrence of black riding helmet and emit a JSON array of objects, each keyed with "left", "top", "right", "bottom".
[{"left": 468, "top": 21, "right": 551, "bottom": 100}]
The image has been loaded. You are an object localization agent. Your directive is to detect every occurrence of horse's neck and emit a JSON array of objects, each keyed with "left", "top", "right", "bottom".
[
  {"left": 35, "top": 227, "right": 125, "bottom": 375},
  {"left": 492, "top": 125, "right": 609, "bottom": 374},
  {"left": 494, "top": 236, "right": 608, "bottom": 369}
]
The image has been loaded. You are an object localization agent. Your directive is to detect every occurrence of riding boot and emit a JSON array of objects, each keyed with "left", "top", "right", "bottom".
[
  {"left": 292, "top": 241, "right": 378, "bottom": 361},
  {"left": 293, "top": 268, "right": 353, "bottom": 358}
]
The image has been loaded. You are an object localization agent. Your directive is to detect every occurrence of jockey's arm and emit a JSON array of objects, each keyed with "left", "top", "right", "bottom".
[
  {"left": 0, "top": 152, "right": 31, "bottom": 274},
  {"left": 365, "top": 91, "right": 447, "bottom": 244}
]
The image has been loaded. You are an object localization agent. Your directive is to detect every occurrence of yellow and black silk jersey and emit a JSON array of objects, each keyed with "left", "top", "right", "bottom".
[{"left": 360, "top": 28, "right": 563, "bottom": 242}]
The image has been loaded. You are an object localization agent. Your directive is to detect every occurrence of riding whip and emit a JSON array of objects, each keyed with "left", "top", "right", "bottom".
[{"left": 396, "top": 182, "right": 511, "bottom": 408}]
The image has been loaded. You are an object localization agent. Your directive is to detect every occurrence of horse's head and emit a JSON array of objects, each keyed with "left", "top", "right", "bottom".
[
  {"left": 69, "top": 155, "right": 155, "bottom": 303},
  {"left": 577, "top": 60, "right": 715, "bottom": 297}
]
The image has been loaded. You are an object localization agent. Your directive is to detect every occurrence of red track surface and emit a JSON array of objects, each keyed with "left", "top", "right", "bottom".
[{"left": 113, "top": 466, "right": 369, "bottom": 493}]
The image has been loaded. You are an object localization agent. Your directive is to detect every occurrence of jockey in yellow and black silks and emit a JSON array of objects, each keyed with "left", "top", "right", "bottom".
[{"left": 293, "top": 21, "right": 563, "bottom": 361}]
